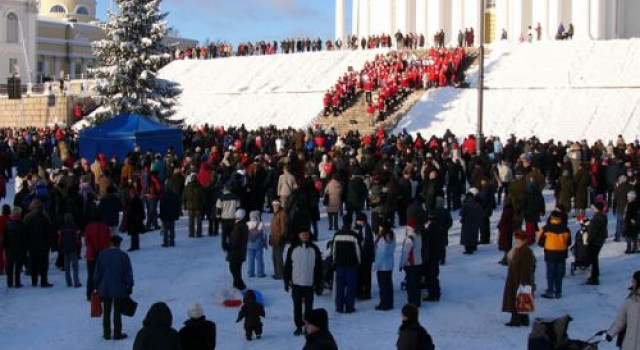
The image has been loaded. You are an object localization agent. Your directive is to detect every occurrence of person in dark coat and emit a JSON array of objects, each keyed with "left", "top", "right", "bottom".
[
  {"left": 502, "top": 231, "right": 536, "bottom": 327},
  {"left": 58, "top": 213, "right": 81, "bottom": 287},
  {"left": 159, "top": 187, "right": 181, "bottom": 247},
  {"left": 98, "top": 185, "right": 122, "bottom": 234},
  {"left": 94, "top": 235, "right": 134, "bottom": 340},
  {"left": 624, "top": 191, "right": 639, "bottom": 254},
  {"left": 23, "top": 198, "right": 54, "bottom": 287},
  {"left": 396, "top": 304, "right": 435, "bottom": 350},
  {"left": 422, "top": 213, "right": 445, "bottom": 302},
  {"left": 354, "top": 213, "right": 374, "bottom": 300},
  {"left": 302, "top": 308, "right": 338, "bottom": 350},
  {"left": 302, "top": 175, "right": 321, "bottom": 240},
  {"left": 183, "top": 174, "right": 205, "bottom": 237},
  {"left": 133, "top": 302, "right": 182, "bottom": 350},
  {"left": 522, "top": 183, "right": 545, "bottom": 244},
  {"left": 587, "top": 202, "right": 607, "bottom": 285},
  {"left": 178, "top": 303, "right": 216, "bottom": 350},
  {"left": 227, "top": 209, "right": 248, "bottom": 291},
  {"left": 460, "top": 190, "right": 482, "bottom": 254},
  {"left": 122, "top": 189, "right": 145, "bottom": 252},
  {"left": 236, "top": 289, "right": 265, "bottom": 341},
  {"left": 497, "top": 202, "right": 515, "bottom": 265},
  {"left": 574, "top": 164, "right": 591, "bottom": 216},
  {"left": 346, "top": 175, "right": 368, "bottom": 224},
  {"left": 332, "top": 216, "right": 361, "bottom": 313},
  {"left": 4, "top": 207, "right": 25, "bottom": 288},
  {"left": 431, "top": 197, "right": 453, "bottom": 265}
]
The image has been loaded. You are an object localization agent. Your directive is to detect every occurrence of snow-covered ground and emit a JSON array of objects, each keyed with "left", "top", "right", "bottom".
[
  {"left": 0, "top": 176, "right": 636, "bottom": 350},
  {"left": 158, "top": 50, "right": 386, "bottom": 130},
  {"left": 395, "top": 39, "right": 640, "bottom": 141}
]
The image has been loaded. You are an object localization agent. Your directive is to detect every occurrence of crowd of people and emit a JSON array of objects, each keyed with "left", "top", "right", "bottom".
[
  {"left": 1, "top": 123, "right": 640, "bottom": 349},
  {"left": 171, "top": 29, "right": 475, "bottom": 62},
  {"left": 323, "top": 47, "right": 469, "bottom": 122}
]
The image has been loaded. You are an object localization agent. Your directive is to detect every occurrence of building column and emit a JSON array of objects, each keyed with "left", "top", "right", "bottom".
[
  {"left": 572, "top": 0, "right": 591, "bottom": 39},
  {"left": 451, "top": 0, "right": 465, "bottom": 36},
  {"left": 427, "top": 0, "right": 442, "bottom": 41},
  {"left": 70, "top": 58, "right": 77, "bottom": 79},
  {"left": 360, "top": 0, "right": 371, "bottom": 38},
  {"left": 54, "top": 56, "right": 62, "bottom": 79},
  {"left": 495, "top": 0, "right": 509, "bottom": 40},
  {"left": 548, "top": 0, "right": 562, "bottom": 39},
  {"left": 415, "top": 0, "right": 428, "bottom": 36},
  {"left": 589, "top": 0, "right": 606, "bottom": 39},
  {"left": 510, "top": 0, "right": 523, "bottom": 40},
  {"left": 463, "top": 0, "right": 481, "bottom": 44},
  {"left": 352, "top": 0, "right": 360, "bottom": 38},
  {"left": 533, "top": 0, "right": 550, "bottom": 39},
  {"left": 42, "top": 55, "right": 49, "bottom": 78},
  {"left": 335, "top": 0, "right": 347, "bottom": 42}
]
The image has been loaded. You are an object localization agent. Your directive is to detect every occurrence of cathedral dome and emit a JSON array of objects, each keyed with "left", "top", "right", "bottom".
[{"left": 39, "top": 0, "right": 97, "bottom": 22}]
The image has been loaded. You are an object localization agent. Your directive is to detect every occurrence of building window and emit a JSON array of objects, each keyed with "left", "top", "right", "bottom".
[
  {"left": 6, "top": 13, "right": 19, "bottom": 43},
  {"left": 76, "top": 6, "right": 90, "bottom": 15},
  {"left": 50, "top": 5, "right": 67, "bottom": 14},
  {"left": 486, "top": 0, "right": 496, "bottom": 9}
]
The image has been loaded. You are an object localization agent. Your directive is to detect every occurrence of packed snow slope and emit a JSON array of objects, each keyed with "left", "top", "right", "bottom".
[
  {"left": 395, "top": 39, "right": 640, "bottom": 141},
  {"left": 159, "top": 50, "right": 385, "bottom": 130},
  {"left": 0, "top": 177, "right": 637, "bottom": 350}
]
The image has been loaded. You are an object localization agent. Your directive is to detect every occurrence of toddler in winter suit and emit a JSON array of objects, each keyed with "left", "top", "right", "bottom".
[
  {"left": 236, "top": 290, "right": 265, "bottom": 341},
  {"left": 246, "top": 211, "right": 267, "bottom": 277}
]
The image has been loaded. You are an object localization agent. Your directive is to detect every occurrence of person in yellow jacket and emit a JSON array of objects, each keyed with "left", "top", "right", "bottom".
[{"left": 537, "top": 211, "right": 572, "bottom": 299}]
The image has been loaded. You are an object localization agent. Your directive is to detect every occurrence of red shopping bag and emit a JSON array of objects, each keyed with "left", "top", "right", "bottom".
[
  {"left": 91, "top": 292, "right": 102, "bottom": 318},
  {"left": 516, "top": 285, "right": 535, "bottom": 314}
]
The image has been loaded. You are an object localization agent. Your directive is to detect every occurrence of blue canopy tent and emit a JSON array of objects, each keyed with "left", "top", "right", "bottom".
[{"left": 78, "top": 114, "right": 183, "bottom": 161}]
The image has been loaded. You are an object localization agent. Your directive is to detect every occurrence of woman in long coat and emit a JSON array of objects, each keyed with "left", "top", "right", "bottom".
[
  {"left": 502, "top": 231, "right": 536, "bottom": 327},
  {"left": 606, "top": 270, "right": 640, "bottom": 350},
  {"left": 460, "top": 191, "right": 482, "bottom": 254},
  {"left": 121, "top": 188, "right": 145, "bottom": 251},
  {"left": 324, "top": 174, "right": 343, "bottom": 231},
  {"left": 557, "top": 170, "right": 574, "bottom": 214}
]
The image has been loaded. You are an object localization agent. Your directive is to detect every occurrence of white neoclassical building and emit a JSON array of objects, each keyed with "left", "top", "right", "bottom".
[{"left": 337, "top": 0, "right": 640, "bottom": 44}]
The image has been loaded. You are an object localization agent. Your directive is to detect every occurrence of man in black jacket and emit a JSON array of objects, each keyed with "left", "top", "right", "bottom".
[
  {"left": 24, "top": 199, "right": 54, "bottom": 287},
  {"left": 332, "top": 216, "right": 361, "bottom": 313},
  {"left": 422, "top": 213, "right": 445, "bottom": 302},
  {"left": 586, "top": 202, "right": 608, "bottom": 285},
  {"left": 302, "top": 308, "right": 338, "bottom": 350},
  {"left": 159, "top": 187, "right": 181, "bottom": 247},
  {"left": 178, "top": 303, "right": 216, "bottom": 350},
  {"left": 227, "top": 209, "right": 248, "bottom": 291},
  {"left": 99, "top": 185, "right": 123, "bottom": 235},
  {"left": 355, "top": 213, "right": 374, "bottom": 300}
]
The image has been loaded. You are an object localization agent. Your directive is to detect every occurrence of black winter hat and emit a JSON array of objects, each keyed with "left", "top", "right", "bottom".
[{"left": 304, "top": 308, "right": 329, "bottom": 330}]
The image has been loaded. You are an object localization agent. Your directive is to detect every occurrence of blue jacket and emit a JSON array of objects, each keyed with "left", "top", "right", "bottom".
[
  {"left": 94, "top": 248, "right": 134, "bottom": 299},
  {"left": 374, "top": 236, "right": 395, "bottom": 272}
]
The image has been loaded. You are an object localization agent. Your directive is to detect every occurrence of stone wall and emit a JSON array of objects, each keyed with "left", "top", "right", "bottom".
[{"left": 0, "top": 95, "right": 73, "bottom": 127}]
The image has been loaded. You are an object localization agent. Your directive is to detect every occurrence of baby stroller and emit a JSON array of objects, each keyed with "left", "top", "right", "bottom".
[
  {"left": 527, "top": 315, "right": 603, "bottom": 350},
  {"left": 570, "top": 220, "right": 591, "bottom": 276}
]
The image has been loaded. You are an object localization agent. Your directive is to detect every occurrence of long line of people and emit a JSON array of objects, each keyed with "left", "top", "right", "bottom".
[{"left": 1, "top": 124, "right": 640, "bottom": 348}]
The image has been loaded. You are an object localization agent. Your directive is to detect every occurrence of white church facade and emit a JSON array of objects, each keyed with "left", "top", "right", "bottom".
[{"left": 337, "top": 0, "right": 640, "bottom": 44}]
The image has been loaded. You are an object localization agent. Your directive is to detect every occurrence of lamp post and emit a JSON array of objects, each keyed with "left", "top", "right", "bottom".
[{"left": 476, "top": 0, "right": 485, "bottom": 156}]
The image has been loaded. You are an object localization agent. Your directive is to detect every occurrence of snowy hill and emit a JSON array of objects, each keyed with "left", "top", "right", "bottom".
[
  {"left": 159, "top": 50, "right": 386, "bottom": 130},
  {"left": 395, "top": 39, "right": 640, "bottom": 141}
]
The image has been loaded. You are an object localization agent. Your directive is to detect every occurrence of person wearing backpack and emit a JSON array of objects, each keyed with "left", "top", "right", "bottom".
[
  {"left": 246, "top": 211, "right": 267, "bottom": 278},
  {"left": 396, "top": 304, "right": 435, "bottom": 350}
]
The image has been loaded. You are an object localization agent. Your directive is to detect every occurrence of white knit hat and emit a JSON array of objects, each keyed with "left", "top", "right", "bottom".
[
  {"left": 188, "top": 303, "right": 204, "bottom": 319},
  {"left": 469, "top": 188, "right": 480, "bottom": 196},
  {"left": 235, "top": 208, "right": 246, "bottom": 220}
]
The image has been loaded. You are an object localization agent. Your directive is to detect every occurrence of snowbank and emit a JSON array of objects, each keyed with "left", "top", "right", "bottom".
[
  {"left": 396, "top": 39, "right": 640, "bottom": 141},
  {"left": 159, "top": 50, "right": 386, "bottom": 130}
]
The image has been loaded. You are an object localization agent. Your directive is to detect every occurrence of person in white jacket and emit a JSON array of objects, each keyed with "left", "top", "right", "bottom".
[
  {"left": 606, "top": 270, "right": 640, "bottom": 350},
  {"left": 374, "top": 222, "right": 395, "bottom": 311},
  {"left": 399, "top": 219, "right": 423, "bottom": 307}
]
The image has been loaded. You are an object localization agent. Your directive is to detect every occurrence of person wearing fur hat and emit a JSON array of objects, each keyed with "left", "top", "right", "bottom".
[
  {"left": 538, "top": 211, "right": 571, "bottom": 299},
  {"left": 246, "top": 211, "right": 267, "bottom": 278},
  {"left": 460, "top": 190, "right": 482, "bottom": 255},
  {"left": 587, "top": 202, "right": 608, "bottom": 285},
  {"left": 399, "top": 218, "right": 423, "bottom": 307},
  {"left": 502, "top": 230, "right": 536, "bottom": 327},
  {"left": 236, "top": 290, "right": 265, "bottom": 341},
  {"left": 178, "top": 303, "right": 217, "bottom": 350},
  {"left": 396, "top": 304, "right": 435, "bottom": 350},
  {"left": 227, "top": 209, "right": 248, "bottom": 291},
  {"left": 302, "top": 308, "right": 338, "bottom": 350}
]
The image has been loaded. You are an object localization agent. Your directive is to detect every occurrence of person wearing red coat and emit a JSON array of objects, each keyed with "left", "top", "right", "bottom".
[
  {"left": 332, "top": 94, "right": 340, "bottom": 117},
  {"left": 84, "top": 214, "right": 112, "bottom": 300},
  {"left": 367, "top": 103, "right": 376, "bottom": 126},
  {"left": 364, "top": 80, "right": 373, "bottom": 103},
  {"left": 497, "top": 203, "right": 515, "bottom": 265}
]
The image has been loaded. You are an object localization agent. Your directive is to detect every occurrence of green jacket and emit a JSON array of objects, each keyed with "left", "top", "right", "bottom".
[{"left": 182, "top": 182, "right": 205, "bottom": 212}]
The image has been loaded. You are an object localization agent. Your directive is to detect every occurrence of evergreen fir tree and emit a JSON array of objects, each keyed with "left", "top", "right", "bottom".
[{"left": 91, "top": 0, "right": 181, "bottom": 124}]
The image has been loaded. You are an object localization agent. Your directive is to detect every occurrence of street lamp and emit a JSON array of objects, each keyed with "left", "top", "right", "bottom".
[{"left": 476, "top": 0, "right": 485, "bottom": 156}]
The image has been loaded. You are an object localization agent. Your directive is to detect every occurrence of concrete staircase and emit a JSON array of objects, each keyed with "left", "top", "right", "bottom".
[{"left": 312, "top": 47, "right": 481, "bottom": 135}]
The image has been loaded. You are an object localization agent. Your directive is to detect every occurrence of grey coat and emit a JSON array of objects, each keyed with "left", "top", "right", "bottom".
[{"left": 609, "top": 293, "right": 640, "bottom": 350}]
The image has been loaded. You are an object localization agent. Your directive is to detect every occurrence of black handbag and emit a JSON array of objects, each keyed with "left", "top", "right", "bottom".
[
  {"left": 121, "top": 296, "right": 138, "bottom": 317},
  {"left": 323, "top": 194, "right": 329, "bottom": 206}
]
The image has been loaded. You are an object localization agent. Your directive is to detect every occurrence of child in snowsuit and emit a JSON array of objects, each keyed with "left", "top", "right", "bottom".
[{"left": 236, "top": 290, "right": 265, "bottom": 341}]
